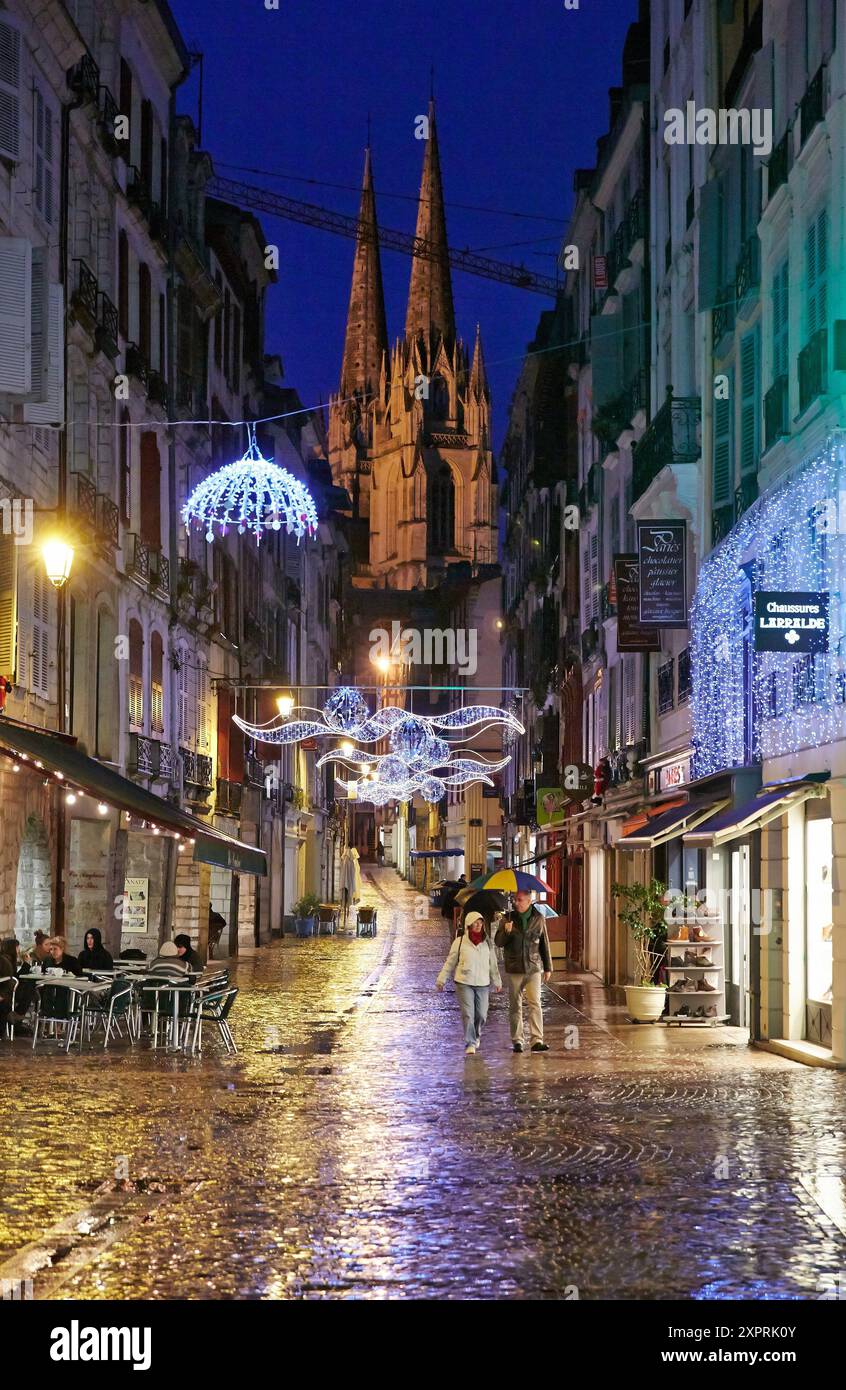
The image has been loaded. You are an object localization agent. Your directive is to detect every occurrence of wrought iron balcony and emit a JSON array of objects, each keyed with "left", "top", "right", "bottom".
[
  {"left": 712, "top": 285, "right": 736, "bottom": 347},
  {"left": 734, "top": 474, "right": 758, "bottom": 521},
  {"left": 126, "top": 165, "right": 152, "bottom": 217},
  {"left": 72, "top": 472, "right": 97, "bottom": 529},
  {"left": 632, "top": 390, "right": 700, "bottom": 500},
  {"left": 181, "top": 748, "right": 213, "bottom": 791},
  {"left": 244, "top": 752, "right": 265, "bottom": 787},
  {"left": 125, "top": 342, "right": 149, "bottom": 387},
  {"left": 96, "top": 493, "right": 119, "bottom": 547},
  {"left": 798, "top": 328, "right": 827, "bottom": 415},
  {"left": 800, "top": 66, "right": 825, "bottom": 148},
  {"left": 712, "top": 503, "right": 735, "bottom": 546},
  {"left": 97, "top": 86, "right": 121, "bottom": 154},
  {"left": 95, "top": 291, "right": 119, "bottom": 360},
  {"left": 71, "top": 259, "right": 98, "bottom": 329},
  {"left": 126, "top": 534, "right": 151, "bottom": 585},
  {"left": 159, "top": 743, "right": 177, "bottom": 782},
  {"left": 216, "top": 779, "right": 243, "bottom": 815},
  {"left": 128, "top": 732, "right": 162, "bottom": 778},
  {"left": 150, "top": 549, "right": 170, "bottom": 598},
  {"left": 67, "top": 51, "right": 99, "bottom": 104},
  {"left": 767, "top": 128, "right": 790, "bottom": 200},
  {"left": 764, "top": 373, "right": 789, "bottom": 449},
  {"left": 735, "top": 235, "right": 760, "bottom": 308}
]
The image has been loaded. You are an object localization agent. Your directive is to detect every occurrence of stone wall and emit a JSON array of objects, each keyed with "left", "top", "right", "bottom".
[
  {"left": 0, "top": 764, "right": 55, "bottom": 942},
  {"left": 121, "top": 833, "right": 169, "bottom": 956}
]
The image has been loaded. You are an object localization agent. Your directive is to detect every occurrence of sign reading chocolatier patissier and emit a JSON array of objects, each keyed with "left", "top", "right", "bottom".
[
  {"left": 637, "top": 521, "right": 688, "bottom": 627},
  {"left": 754, "top": 591, "right": 830, "bottom": 653}
]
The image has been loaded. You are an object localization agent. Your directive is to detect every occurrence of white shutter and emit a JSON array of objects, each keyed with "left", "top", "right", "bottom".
[
  {"left": 23, "top": 244, "right": 47, "bottom": 403},
  {"left": 24, "top": 284, "right": 64, "bottom": 424},
  {"left": 0, "top": 15, "right": 21, "bottom": 162},
  {"left": 34, "top": 88, "right": 55, "bottom": 225},
  {"left": 197, "top": 663, "right": 209, "bottom": 751},
  {"left": 28, "top": 570, "right": 50, "bottom": 698},
  {"left": 0, "top": 532, "right": 17, "bottom": 680},
  {"left": 0, "top": 238, "right": 32, "bottom": 392}
]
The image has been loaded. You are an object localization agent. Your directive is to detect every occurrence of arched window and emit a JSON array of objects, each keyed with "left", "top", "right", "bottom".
[
  {"left": 128, "top": 619, "right": 143, "bottom": 730},
  {"left": 428, "top": 374, "right": 449, "bottom": 420},
  {"left": 427, "top": 464, "right": 455, "bottom": 555},
  {"left": 150, "top": 630, "right": 164, "bottom": 734}
]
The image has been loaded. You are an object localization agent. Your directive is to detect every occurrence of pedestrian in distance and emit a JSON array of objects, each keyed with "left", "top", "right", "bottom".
[
  {"left": 436, "top": 910, "right": 502, "bottom": 1055},
  {"left": 495, "top": 890, "right": 552, "bottom": 1053}
]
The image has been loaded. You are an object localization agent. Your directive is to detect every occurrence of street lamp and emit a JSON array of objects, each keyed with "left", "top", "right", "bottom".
[
  {"left": 42, "top": 537, "right": 74, "bottom": 589},
  {"left": 371, "top": 654, "right": 391, "bottom": 675},
  {"left": 276, "top": 690, "right": 295, "bottom": 718}
]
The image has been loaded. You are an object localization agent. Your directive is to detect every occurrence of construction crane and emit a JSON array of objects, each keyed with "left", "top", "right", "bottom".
[{"left": 206, "top": 175, "right": 560, "bottom": 298}]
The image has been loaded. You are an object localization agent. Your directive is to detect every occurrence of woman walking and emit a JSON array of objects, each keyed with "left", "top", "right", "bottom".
[{"left": 436, "top": 910, "right": 502, "bottom": 1055}]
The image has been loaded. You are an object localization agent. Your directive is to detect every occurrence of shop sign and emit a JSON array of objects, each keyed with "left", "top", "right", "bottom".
[
  {"left": 648, "top": 757, "right": 691, "bottom": 795},
  {"left": 122, "top": 877, "right": 149, "bottom": 934},
  {"left": 593, "top": 255, "right": 608, "bottom": 289},
  {"left": 614, "top": 554, "right": 661, "bottom": 651},
  {"left": 637, "top": 521, "right": 688, "bottom": 627},
  {"left": 537, "top": 766, "right": 593, "bottom": 825},
  {"left": 754, "top": 591, "right": 830, "bottom": 653}
]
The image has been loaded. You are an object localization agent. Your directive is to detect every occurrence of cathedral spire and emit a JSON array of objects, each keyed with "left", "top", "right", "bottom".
[
  {"left": 405, "top": 100, "right": 455, "bottom": 352},
  {"left": 469, "top": 323, "right": 489, "bottom": 397},
  {"left": 340, "top": 147, "right": 388, "bottom": 400}
]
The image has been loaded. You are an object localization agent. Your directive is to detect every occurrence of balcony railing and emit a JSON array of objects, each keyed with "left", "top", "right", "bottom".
[
  {"left": 127, "top": 534, "right": 151, "bottom": 585},
  {"left": 125, "top": 342, "right": 149, "bottom": 387},
  {"left": 72, "top": 472, "right": 97, "bottom": 529},
  {"left": 712, "top": 284, "right": 736, "bottom": 346},
  {"left": 632, "top": 390, "right": 701, "bottom": 500},
  {"left": 767, "top": 128, "right": 790, "bottom": 200},
  {"left": 97, "top": 86, "right": 121, "bottom": 154},
  {"left": 67, "top": 51, "right": 99, "bottom": 104},
  {"left": 735, "top": 235, "right": 760, "bottom": 307},
  {"left": 244, "top": 752, "right": 265, "bottom": 787},
  {"left": 734, "top": 474, "right": 758, "bottom": 521},
  {"left": 800, "top": 66, "right": 825, "bottom": 148},
  {"left": 712, "top": 503, "right": 735, "bottom": 546},
  {"left": 96, "top": 291, "right": 119, "bottom": 360},
  {"left": 71, "top": 259, "right": 98, "bottom": 327},
  {"left": 147, "top": 369, "right": 169, "bottom": 410},
  {"left": 764, "top": 373, "right": 789, "bottom": 449},
  {"left": 216, "top": 779, "right": 243, "bottom": 815},
  {"left": 798, "top": 328, "right": 827, "bottom": 415},
  {"left": 126, "top": 165, "right": 152, "bottom": 217},
  {"left": 150, "top": 549, "right": 170, "bottom": 598},
  {"left": 128, "top": 733, "right": 168, "bottom": 778},
  {"left": 96, "top": 493, "right": 119, "bottom": 547},
  {"left": 181, "top": 749, "right": 213, "bottom": 791}
]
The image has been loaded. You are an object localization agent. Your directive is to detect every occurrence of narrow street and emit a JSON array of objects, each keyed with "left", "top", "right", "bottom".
[{"left": 1, "top": 868, "right": 844, "bottom": 1301}]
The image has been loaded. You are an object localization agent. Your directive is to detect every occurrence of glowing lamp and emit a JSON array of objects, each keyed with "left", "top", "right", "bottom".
[{"left": 43, "top": 537, "right": 74, "bottom": 589}]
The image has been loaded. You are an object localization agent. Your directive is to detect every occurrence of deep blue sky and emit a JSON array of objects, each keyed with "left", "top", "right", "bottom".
[{"left": 169, "top": 0, "right": 639, "bottom": 447}]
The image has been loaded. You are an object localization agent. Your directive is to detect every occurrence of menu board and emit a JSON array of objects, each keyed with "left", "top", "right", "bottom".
[{"left": 122, "top": 877, "right": 149, "bottom": 934}]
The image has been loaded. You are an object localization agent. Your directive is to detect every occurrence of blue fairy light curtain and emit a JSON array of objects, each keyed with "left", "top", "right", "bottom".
[{"left": 691, "top": 435, "right": 846, "bottom": 777}]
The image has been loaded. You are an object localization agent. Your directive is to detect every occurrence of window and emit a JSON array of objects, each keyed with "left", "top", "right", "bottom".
[
  {"left": 739, "top": 330, "right": 760, "bottom": 475},
  {"left": 118, "top": 231, "right": 129, "bottom": 339},
  {"left": 678, "top": 647, "right": 691, "bottom": 705},
  {"left": 29, "top": 570, "right": 50, "bottom": 698},
  {"left": 176, "top": 648, "right": 190, "bottom": 745},
  {"left": 713, "top": 376, "right": 734, "bottom": 507},
  {"left": 95, "top": 609, "right": 117, "bottom": 760},
  {"left": 33, "top": 88, "right": 55, "bottom": 224},
  {"left": 590, "top": 531, "right": 599, "bottom": 620},
  {"left": 0, "top": 13, "right": 22, "bottom": 162},
  {"left": 793, "top": 653, "right": 817, "bottom": 706},
  {"left": 427, "top": 464, "right": 455, "bottom": 554},
  {"left": 806, "top": 207, "right": 828, "bottom": 338},
  {"left": 128, "top": 618, "right": 143, "bottom": 729},
  {"left": 622, "top": 655, "right": 636, "bottom": 745},
  {"left": 119, "top": 58, "right": 133, "bottom": 129},
  {"left": 196, "top": 662, "right": 209, "bottom": 751},
  {"left": 138, "top": 262, "right": 151, "bottom": 362},
  {"left": 150, "top": 631, "right": 164, "bottom": 733},
  {"left": 119, "top": 410, "right": 131, "bottom": 523},
  {"left": 772, "top": 260, "right": 789, "bottom": 380},
  {"left": 658, "top": 657, "right": 675, "bottom": 715},
  {"left": 139, "top": 432, "right": 161, "bottom": 547}
]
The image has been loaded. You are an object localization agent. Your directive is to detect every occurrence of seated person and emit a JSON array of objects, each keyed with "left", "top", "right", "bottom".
[
  {"left": 173, "top": 934, "right": 204, "bottom": 971},
  {"left": 77, "top": 928, "right": 114, "bottom": 971},
  {"left": 0, "top": 938, "right": 35, "bottom": 1029},
  {"left": 147, "top": 940, "right": 190, "bottom": 980},
  {"left": 37, "top": 936, "right": 82, "bottom": 1022},
  {"left": 31, "top": 930, "right": 50, "bottom": 963}
]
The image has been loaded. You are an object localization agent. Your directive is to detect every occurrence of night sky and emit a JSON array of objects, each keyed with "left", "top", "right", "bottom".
[{"left": 168, "top": 0, "right": 639, "bottom": 447}]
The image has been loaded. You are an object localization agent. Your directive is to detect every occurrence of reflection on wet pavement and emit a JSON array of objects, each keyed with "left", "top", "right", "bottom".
[{"left": 1, "top": 868, "right": 844, "bottom": 1300}]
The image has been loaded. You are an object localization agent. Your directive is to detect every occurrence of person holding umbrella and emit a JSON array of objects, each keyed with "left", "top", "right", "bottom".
[
  {"left": 436, "top": 910, "right": 502, "bottom": 1055},
  {"left": 493, "top": 875, "right": 553, "bottom": 1053}
]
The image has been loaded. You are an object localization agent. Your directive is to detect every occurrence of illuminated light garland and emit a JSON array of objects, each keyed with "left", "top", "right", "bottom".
[
  {"left": 234, "top": 693, "right": 524, "bottom": 747},
  {"left": 691, "top": 434, "right": 846, "bottom": 777},
  {"left": 181, "top": 425, "right": 318, "bottom": 546}
]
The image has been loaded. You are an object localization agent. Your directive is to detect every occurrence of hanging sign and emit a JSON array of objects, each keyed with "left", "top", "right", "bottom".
[
  {"left": 754, "top": 591, "right": 830, "bottom": 653},
  {"left": 637, "top": 521, "right": 688, "bottom": 627},
  {"left": 614, "top": 554, "right": 661, "bottom": 651},
  {"left": 593, "top": 255, "right": 608, "bottom": 289},
  {"left": 122, "top": 877, "right": 149, "bottom": 934},
  {"left": 537, "top": 766, "right": 593, "bottom": 825}
]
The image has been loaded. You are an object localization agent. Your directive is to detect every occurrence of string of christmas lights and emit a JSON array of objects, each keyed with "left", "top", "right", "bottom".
[{"left": 691, "top": 434, "right": 846, "bottom": 777}]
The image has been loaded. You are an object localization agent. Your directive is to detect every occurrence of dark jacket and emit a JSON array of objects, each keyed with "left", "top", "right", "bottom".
[
  {"left": 495, "top": 908, "right": 552, "bottom": 975},
  {"left": 37, "top": 953, "right": 82, "bottom": 977},
  {"left": 78, "top": 929, "right": 114, "bottom": 971},
  {"left": 179, "top": 947, "right": 204, "bottom": 971}
]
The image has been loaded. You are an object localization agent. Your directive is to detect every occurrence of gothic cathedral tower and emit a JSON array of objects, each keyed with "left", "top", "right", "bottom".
[{"left": 328, "top": 103, "right": 497, "bottom": 592}]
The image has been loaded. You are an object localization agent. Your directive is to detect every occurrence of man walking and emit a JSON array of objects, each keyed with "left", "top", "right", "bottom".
[{"left": 495, "top": 890, "right": 552, "bottom": 1053}]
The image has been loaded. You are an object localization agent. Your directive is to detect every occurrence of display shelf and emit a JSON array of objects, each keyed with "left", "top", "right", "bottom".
[{"left": 666, "top": 915, "right": 727, "bottom": 1027}]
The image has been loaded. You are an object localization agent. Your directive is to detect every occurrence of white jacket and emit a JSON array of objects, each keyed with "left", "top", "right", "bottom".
[{"left": 437, "top": 931, "right": 502, "bottom": 989}]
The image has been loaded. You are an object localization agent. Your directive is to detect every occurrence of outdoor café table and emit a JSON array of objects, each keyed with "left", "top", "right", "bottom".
[
  {"left": 142, "top": 979, "right": 197, "bottom": 1051},
  {"left": 32, "top": 974, "right": 110, "bottom": 1051}
]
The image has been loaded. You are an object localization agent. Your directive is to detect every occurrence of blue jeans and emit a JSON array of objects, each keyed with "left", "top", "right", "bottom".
[{"left": 454, "top": 983, "right": 490, "bottom": 1046}]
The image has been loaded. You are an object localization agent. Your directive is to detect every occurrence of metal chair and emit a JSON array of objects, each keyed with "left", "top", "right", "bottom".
[
  {"left": 1, "top": 976, "right": 17, "bottom": 1040},
  {"left": 31, "top": 985, "right": 84, "bottom": 1052},
  {"left": 355, "top": 906, "right": 378, "bottom": 937},
  {"left": 84, "top": 978, "right": 136, "bottom": 1047},
  {"left": 189, "top": 987, "right": 238, "bottom": 1054},
  {"left": 317, "top": 905, "right": 337, "bottom": 936}
]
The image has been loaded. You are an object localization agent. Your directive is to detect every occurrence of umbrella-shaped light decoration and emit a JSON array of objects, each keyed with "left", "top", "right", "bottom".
[{"left": 181, "top": 425, "right": 318, "bottom": 546}]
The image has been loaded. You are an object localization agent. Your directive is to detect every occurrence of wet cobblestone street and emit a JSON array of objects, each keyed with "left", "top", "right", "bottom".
[{"left": 1, "top": 868, "right": 845, "bottom": 1300}]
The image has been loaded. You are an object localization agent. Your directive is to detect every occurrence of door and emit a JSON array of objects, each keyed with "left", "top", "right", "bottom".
[{"left": 729, "top": 844, "right": 751, "bottom": 1029}]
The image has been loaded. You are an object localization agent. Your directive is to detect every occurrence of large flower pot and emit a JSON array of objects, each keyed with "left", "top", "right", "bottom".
[
  {"left": 624, "top": 984, "right": 667, "bottom": 1023},
  {"left": 295, "top": 917, "right": 315, "bottom": 939}
]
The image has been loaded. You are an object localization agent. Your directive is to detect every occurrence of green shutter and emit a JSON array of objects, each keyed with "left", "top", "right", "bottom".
[
  {"left": 0, "top": 532, "right": 17, "bottom": 680},
  {"left": 740, "top": 330, "right": 760, "bottom": 475},
  {"left": 773, "top": 260, "right": 788, "bottom": 378},
  {"left": 590, "top": 312, "right": 622, "bottom": 414},
  {"left": 713, "top": 375, "right": 734, "bottom": 506},
  {"left": 807, "top": 209, "right": 828, "bottom": 336},
  {"left": 698, "top": 178, "right": 722, "bottom": 310}
]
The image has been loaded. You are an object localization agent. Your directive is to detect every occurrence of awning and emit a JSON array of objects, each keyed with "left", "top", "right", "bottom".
[
  {"left": 683, "top": 781, "right": 828, "bottom": 848},
  {"left": 409, "top": 848, "right": 463, "bottom": 859},
  {"left": 619, "top": 795, "right": 730, "bottom": 850},
  {"left": 619, "top": 796, "right": 686, "bottom": 839},
  {"left": 0, "top": 718, "right": 266, "bottom": 875}
]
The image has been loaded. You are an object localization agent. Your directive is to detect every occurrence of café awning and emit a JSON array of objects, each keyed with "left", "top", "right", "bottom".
[
  {"left": 619, "top": 795, "right": 729, "bottom": 850},
  {"left": 0, "top": 718, "right": 266, "bottom": 875},
  {"left": 683, "top": 779, "right": 828, "bottom": 848}
]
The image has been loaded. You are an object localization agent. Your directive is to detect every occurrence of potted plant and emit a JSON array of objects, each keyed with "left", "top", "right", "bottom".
[
  {"left": 611, "top": 878, "right": 668, "bottom": 1023},
  {"left": 292, "top": 893, "right": 321, "bottom": 939}
]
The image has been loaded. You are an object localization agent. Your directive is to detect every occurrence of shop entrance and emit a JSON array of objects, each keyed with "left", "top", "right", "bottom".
[
  {"left": 728, "top": 844, "right": 751, "bottom": 1030},
  {"left": 805, "top": 812, "right": 833, "bottom": 1047},
  {"left": 15, "top": 815, "right": 52, "bottom": 945}
]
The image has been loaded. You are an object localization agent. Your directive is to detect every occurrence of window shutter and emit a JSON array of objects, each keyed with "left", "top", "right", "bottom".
[
  {"left": 698, "top": 178, "right": 722, "bottom": 310},
  {"left": 590, "top": 312, "right": 622, "bottom": 415},
  {"left": 773, "top": 260, "right": 789, "bottom": 378},
  {"left": 590, "top": 531, "right": 599, "bottom": 620},
  {"left": 34, "top": 89, "right": 54, "bottom": 224},
  {"left": 0, "top": 532, "right": 17, "bottom": 679},
  {"left": 0, "top": 15, "right": 21, "bottom": 162},
  {"left": 807, "top": 209, "right": 828, "bottom": 336},
  {"left": 713, "top": 374, "right": 734, "bottom": 505},
  {"left": 23, "top": 245, "right": 48, "bottom": 404},
  {"left": 0, "top": 237, "right": 32, "bottom": 392},
  {"left": 24, "top": 284, "right": 64, "bottom": 424},
  {"left": 30, "top": 571, "right": 50, "bottom": 698},
  {"left": 740, "top": 330, "right": 760, "bottom": 476}
]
